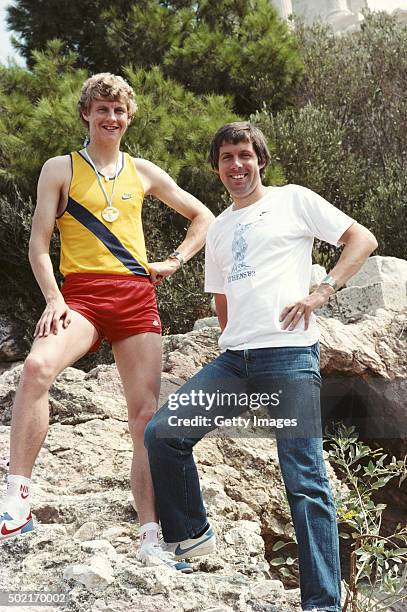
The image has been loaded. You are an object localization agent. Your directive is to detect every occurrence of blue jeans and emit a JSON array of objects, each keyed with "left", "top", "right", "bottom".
[{"left": 145, "top": 343, "right": 341, "bottom": 612}]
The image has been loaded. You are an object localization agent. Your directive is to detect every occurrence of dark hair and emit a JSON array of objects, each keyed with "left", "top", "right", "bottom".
[{"left": 209, "top": 122, "right": 271, "bottom": 176}]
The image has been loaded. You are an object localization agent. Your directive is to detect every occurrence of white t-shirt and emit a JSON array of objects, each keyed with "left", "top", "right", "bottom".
[{"left": 205, "top": 184, "right": 354, "bottom": 351}]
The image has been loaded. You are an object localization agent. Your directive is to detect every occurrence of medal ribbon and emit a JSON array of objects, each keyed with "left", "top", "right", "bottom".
[{"left": 84, "top": 148, "right": 122, "bottom": 216}]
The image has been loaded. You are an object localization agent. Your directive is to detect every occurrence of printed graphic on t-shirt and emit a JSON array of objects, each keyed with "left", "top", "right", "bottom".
[{"left": 228, "top": 222, "right": 256, "bottom": 283}]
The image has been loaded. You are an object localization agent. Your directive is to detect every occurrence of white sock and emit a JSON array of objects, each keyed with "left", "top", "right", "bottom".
[
  {"left": 139, "top": 522, "right": 159, "bottom": 548},
  {"left": 2, "top": 475, "right": 31, "bottom": 520}
]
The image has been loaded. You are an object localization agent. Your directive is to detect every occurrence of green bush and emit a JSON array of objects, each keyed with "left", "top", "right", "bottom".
[
  {"left": 7, "top": 0, "right": 303, "bottom": 116},
  {"left": 256, "top": 12, "right": 407, "bottom": 267},
  {"left": 328, "top": 424, "right": 407, "bottom": 612}
]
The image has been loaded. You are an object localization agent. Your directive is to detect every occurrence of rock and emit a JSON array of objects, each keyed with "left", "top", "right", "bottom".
[
  {"left": 250, "top": 579, "right": 285, "bottom": 598},
  {"left": 346, "top": 255, "right": 407, "bottom": 289},
  {"left": 0, "top": 315, "right": 28, "bottom": 362},
  {"left": 334, "top": 281, "right": 406, "bottom": 322},
  {"left": 0, "top": 365, "right": 129, "bottom": 425},
  {"left": 309, "top": 264, "right": 327, "bottom": 292},
  {"left": 0, "top": 365, "right": 24, "bottom": 424},
  {"left": 318, "top": 309, "right": 407, "bottom": 451},
  {"left": 74, "top": 522, "right": 100, "bottom": 542},
  {"left": 101, "top": 526, "right": 131, "bottom": 542},
  {"left": 194, "top": 317, "right": 220, "bottom": 331},
  {"left": 203, "top": 608, "right": 234, "bottom": 612},
  {"left": 162, "top": 327, "right": 221, "bottom": 378},
  {"left": 0, "top": 411, "right": 304, "bottom": 610},
  {"left": 63, "top": 556, "right": 115, "bottom": 590},
  {"left": 0, "top": 360, "right": 22, "bottom": 376},
  {"left": 223, "top": 521, "right": 265, "bottom": 556},
  {"left": 1, "top": 266, "right": 406, "bottom": 610},
  {"left": 92, "top": 600, "right": 130, "bottom": 612},
  {"left": 315, "top": 256, "right": 407, "bottom": 323},
  {"left": 80, "top": 540, "right": 119, "bottom": 562}
]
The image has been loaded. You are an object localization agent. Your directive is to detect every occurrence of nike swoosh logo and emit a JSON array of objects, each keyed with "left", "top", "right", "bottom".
[
  {"left": 1, "top": 513, "right": 32, "bottom": 536},
  {"left": 21, "top": 493, "right": 29, "bottom": 499},
  {"left": 121, "top": 193, "right": 132, "bottom": 200},
  {"left": 174, "top": 532, "right": 213, "bottom": 556}
]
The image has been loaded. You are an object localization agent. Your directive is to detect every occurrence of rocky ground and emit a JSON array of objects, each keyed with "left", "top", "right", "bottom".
[
  {"left": 0, "top": 360, "right": 309, "bottom": 612},
  {"left": 0, "top": 256, "right": 406, "bottom": 611}
]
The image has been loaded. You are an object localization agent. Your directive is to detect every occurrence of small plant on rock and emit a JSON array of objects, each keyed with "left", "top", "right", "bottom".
[{"left": 327, "top": 423, "right": 407, "bottom": 612}]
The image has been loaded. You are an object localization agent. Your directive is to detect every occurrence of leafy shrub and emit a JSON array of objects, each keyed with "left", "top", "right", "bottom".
[{"left": 256, "top": 12, "right": 407, "bottom": 267}]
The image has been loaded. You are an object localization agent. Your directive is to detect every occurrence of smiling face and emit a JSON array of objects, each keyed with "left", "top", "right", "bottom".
[
  {"left": 216, "top": 139, "right": 266, "bottom": 206},
  {"left": 81, "top": 97, "right": 129, "bottom": 144}
]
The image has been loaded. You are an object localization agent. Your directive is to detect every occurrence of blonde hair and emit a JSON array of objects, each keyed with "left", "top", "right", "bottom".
[{"left": 78, "top": 73, "right": 137, "bottom": 127}]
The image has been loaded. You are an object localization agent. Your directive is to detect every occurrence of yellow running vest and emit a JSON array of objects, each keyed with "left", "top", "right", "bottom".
[{"left": 56, "top": 151, "right": 149, "bottom": 277}]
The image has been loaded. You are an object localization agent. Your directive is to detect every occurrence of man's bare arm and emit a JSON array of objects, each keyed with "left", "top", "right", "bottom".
[
  {"left": 214, "top": 294, "right": 228, "bottom": 332},
  {"left": 135, "top": 159, "right": 214, "bottom": 282},
  {"left": 29, "top": 156, "right": 72, "bottom": 337},
  {"left": 318, "top": 222, "right": 378, "bottom": 290},
  {"left": 280, "top": 222, "right": 378, "bottom": 330}
]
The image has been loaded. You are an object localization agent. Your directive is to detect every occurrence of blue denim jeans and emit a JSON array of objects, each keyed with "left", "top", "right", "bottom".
[{"left": 145, "top": 343, "right": 341, "bottom": 612}]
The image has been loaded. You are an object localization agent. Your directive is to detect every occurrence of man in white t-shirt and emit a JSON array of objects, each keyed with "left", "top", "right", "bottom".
[{"left": 145, "top": 122, "right": 377, "bottom": 611}]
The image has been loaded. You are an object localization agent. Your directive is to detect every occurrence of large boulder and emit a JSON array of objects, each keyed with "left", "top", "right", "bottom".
[
  {"left": 346, "top": 256, "right": 407, "bottom": 288},
  {"left": 316, "top": 255, "right": 407, "bottom": 322}
]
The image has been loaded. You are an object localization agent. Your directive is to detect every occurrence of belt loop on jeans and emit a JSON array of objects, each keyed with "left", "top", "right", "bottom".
[{"left": 243, "top": 348, "right": 250, "bottom": 376}]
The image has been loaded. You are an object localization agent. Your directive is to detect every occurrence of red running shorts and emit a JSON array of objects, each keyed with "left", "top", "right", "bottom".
[{"left": 61, "top": 273, "right": 162, "bottom": 352}]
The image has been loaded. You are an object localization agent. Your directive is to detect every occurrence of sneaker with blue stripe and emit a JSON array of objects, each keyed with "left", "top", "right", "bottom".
[
  {"left": 0, "top": 510, "right": 34, "bottom": 541},
  {"left": 163, "top": 524, "right": 216, "bottom": 560}
]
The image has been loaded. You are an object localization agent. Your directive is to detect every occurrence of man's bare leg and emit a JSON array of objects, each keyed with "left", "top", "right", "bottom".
[
  {"left": 112, "top": 332, "right": 162, "bottom": 526},
  {"left": 113, "top": 332, "right": 192, "bottom": 572},
  {"left": 9, "top": 311, "right": 99, "bottom": 477}
]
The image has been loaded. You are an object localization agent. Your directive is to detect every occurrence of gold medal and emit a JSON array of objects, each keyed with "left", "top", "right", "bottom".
[
  {"left": 102, "top": 206, "right": 120, "bottom": 222},
  {"left": 84, "top": 148, "right": 122, "bottom": 223}
]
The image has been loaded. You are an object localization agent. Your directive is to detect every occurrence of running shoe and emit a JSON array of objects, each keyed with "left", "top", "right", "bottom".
[
  {"left": 0, "top": 510, "right": 33, "bottom": 541},
  {"left": 163, "top": 524, "right": 216, "bottom": 560},
  {"left": 137, "top": 542, "right": 193, "bottom": 573}
]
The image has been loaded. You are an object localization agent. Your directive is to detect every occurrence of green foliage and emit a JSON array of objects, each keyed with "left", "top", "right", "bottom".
[
  {"left": 328, "top": 424, "right": 407, "bottom": 611},
  {"left": 161, "top": 0, "right": 303, "bottom": 114},
  {"left": 0, "top": 42, "right": 87, "bottom": 192},
  {"left": 256, "top": 12, "right": 407, "bottom": 267},
  {"left": 6, "top": 0, "right": 120, "bottom": 71},
  {"left": 6, "top": 0, "right": 303, "bottom": 116},
  {"left": 268, "top": 425, "right": 407, "bottom": 607}
]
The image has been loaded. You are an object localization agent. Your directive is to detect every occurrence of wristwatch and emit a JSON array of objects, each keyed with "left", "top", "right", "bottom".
[
  {"left": 320, "top": 274, "right": 338, "bottom": 291},
  {"left": 168, "top": 251, "right": 185, "bottom": 267}
]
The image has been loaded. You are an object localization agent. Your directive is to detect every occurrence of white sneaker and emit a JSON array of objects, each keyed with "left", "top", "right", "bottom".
[
  {"left": 0, "top": 508, "right": 33, "bottom": 541},
  {"left": 163, "top": 525, "right": 216, "bottom": 560},
  {"left": 137, "top": 542, "right": 193, "bottom": 573}
]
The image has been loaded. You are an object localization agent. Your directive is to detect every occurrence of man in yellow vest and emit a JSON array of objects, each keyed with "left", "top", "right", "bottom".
[{"left": 0, "top": 73, "right": 213, "bottom": 571}]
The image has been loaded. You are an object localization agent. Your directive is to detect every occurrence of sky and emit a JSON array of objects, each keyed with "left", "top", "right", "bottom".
[{"left": 1, "top": 0, "right": 407, "bottom": 64}]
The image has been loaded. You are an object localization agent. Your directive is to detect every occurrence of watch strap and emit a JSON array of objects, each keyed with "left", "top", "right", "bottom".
[
  {"left": 320, "top": 274, "right": 338, "bottom": 291},
  {"left": 168, "top": 251, "right": 185, "bottom": 267}
]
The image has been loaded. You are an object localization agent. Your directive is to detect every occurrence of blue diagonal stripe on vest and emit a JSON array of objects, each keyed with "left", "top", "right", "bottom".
[{"left": 66, "top": 197, "right": 149, "bottom": 276}]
